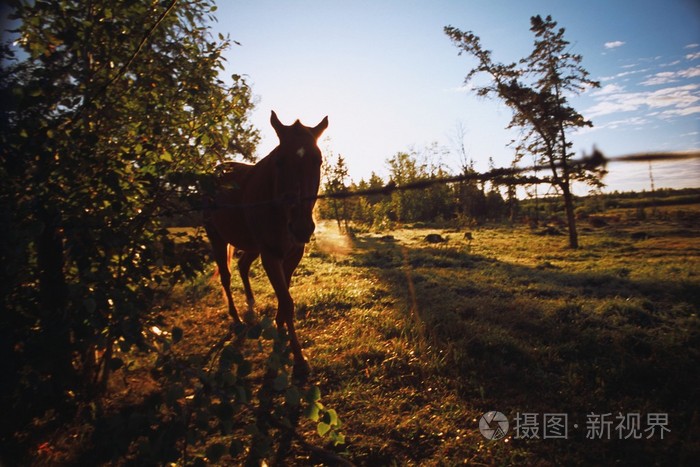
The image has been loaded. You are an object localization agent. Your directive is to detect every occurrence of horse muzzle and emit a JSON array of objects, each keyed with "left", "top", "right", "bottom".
[{"left": 289, "top": 220, "right": 315, "bottom": 244}]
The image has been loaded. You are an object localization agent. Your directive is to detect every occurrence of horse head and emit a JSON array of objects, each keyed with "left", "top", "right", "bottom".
[{"left": 270, "top": 111, "right": 328, "bottom": 244}]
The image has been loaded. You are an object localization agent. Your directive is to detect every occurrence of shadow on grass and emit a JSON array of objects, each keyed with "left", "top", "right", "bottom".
[
  {"left": 348, "top": 234, "right": 700, "bottom": 465},
  {"left": 72, "top": 390, "right": 183, "bottom": 466}
]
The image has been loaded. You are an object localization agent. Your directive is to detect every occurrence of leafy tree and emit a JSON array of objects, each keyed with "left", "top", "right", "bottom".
[
  {"left": 445, "top": 15, "right": 605, "bottom": 248},
  {"left": 349, "top": 172, "right": 389, "bottom": 227},
  {"left": 0, "top": 0, "right": 258, "bottom": 447},
  {"left": 386, "top": 150, "right": 454, "bottom": 223},
  {"left": 321, "top": 152, "right": 351, "bottom": 231},
  {"left": 420, "top": 143, "right": 456, "bottom": 223},
  {"left": 386, "top": 151, "right": 420, "bottom": 223}
]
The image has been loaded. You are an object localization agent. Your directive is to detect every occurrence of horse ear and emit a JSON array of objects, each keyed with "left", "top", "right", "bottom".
[
  {"left": 271, "top": 110, "right": 286, "bottom": 139},
  {"left": 310, "top": 116, "right": 328, "bottom": 140}
]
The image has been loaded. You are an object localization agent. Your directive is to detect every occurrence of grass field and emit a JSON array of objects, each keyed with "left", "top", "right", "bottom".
[{"left": 33, "top": 206, "right": 699, "bottom": 465}]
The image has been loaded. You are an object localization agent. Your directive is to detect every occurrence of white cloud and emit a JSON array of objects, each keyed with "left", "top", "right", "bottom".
[
  {"left": 685, "top": 43, "right": 700, "bottom": 49},
  {"left": 586, "top": 99, "right": 640, "bottom": 118},
  {"left": 447, "top": 84, "right": 473, "bottom": 93},
  {"left": 641, "top": 71, "right": 677, "bottom": 86},
  {"left": 600, "top": 68, "right": 649, "bottom": 82},
  {"left": 591, "top": 83, "right": 625, "bottom": 96},
  {"left": 604, "top": 40, "right": 626, "bottom": 49},
  {"left": 641, "top": 65, "right": 700, "bottom": 86},
  {"left": 680, "top": 66, "right": 700, "bottom": 78},
  {"left": 586, "top": 83, "right": 700, "bottom": 118},
  {"left": 686, "top": 52, "right": 700, "bottom": 61},
  {"left": 580, "top": 116, "right": 649, "bottom": 133},
  {"left": 656, "top": 105, "right": 700, "bottom": 117},
  {"left": 645, "top": 84, "right": 700, "bottom": 109}
]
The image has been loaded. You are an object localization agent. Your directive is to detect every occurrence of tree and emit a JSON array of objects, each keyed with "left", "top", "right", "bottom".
[
  {"left": 0, "top": 0, "right": 258, "bottom": 435},
  {"left": 321, "top": 152, "right": 351, "bottom": 231},
  {"left": 361, "top": 172, "right": 389, "bottom": 227},
  {"left": 445, "top": 15, "right": 605, "bottom": 248}
]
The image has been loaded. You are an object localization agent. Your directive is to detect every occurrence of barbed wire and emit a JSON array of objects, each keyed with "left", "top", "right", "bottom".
[
  {"left": 316, "top": 149, "right": 700, "bottom": 202},
  {"left": 200, "top": 149, "right": 700, "bottom": 211}
]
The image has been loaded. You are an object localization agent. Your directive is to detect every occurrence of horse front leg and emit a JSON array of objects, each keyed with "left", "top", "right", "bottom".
[
  {"left": 261, "top": 252, "right": 309, "bottom": 377},
  {"left": 283, "top": 245, "right": 304, "bottom": 287}
]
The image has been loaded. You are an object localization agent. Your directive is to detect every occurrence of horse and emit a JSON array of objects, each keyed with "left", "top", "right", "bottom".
[{"left": 204, "top": 110, "right": 328, "bottom": 375}]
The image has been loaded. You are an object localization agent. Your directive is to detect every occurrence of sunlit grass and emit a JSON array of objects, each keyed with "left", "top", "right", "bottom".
[
  {"left": 281, "top": 215, "right": 699, "bottom": 464},
  {"left": 151, "top": 214, "right": 699, "bottom": 464}
]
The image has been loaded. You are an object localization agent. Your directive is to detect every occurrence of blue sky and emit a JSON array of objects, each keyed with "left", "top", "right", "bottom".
[{"left": 211, "top": 0, "right": 700, "bottom": 193}]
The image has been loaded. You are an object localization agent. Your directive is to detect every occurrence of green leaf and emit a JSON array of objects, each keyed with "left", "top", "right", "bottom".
[
  {"left": 327, "top": 408, "right": 339, "bottom": 426},
  {"left": 317, "top": 422, "right": 331, "bottom": 437},
  {"left": 304, "top": 386, "right": 321, "bottom": 403},
  {"left": 330, "top": 431, "right": 346, "bottom": 445},
  {"left": 304, "top": 402, "right": 320, "bottom": 422}
]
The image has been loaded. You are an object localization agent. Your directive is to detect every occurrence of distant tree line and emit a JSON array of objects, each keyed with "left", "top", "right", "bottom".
[
  {"left": 318, "top": 148, "right": 520, "bottom": 229},
  {"left": 318, "top": 149, "right": 700, "bottom": 230}
]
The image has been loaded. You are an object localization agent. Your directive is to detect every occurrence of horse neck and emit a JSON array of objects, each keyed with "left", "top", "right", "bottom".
[{"left": 246, "top": 148, "right": 281, "bottom": 202}]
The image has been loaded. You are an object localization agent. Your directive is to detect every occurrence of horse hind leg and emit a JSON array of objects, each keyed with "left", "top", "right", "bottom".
[
  {"left": 206, "top": 228, "right": 241, "bottom": 324},
  {"left": 237, "top": 249, "right": 259, "bottom": 321}
]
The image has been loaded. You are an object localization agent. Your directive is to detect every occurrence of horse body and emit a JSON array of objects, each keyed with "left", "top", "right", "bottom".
[
  {"left": 208, "top": 163, "right": 256, "bottom": 250},
  {"left": 204, "top": 111, "right": 328, "bottom": 374}
]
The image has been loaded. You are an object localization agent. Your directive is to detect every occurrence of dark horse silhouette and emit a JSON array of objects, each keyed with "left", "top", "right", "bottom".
[{"left": 204, "top": 111, "right": 328, "bottom": 375}]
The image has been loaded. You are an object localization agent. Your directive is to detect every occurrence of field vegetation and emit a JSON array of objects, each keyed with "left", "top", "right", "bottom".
[{"left": 20, "top": 201, "right": 699, "bottom": 465}]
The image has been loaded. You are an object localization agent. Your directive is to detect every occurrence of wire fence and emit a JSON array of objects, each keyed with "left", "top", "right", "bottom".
[
  {"left": 315, "top": 149, "right": 700, "bottom": 202},
  {"left": 203, "top": 149, "right": 700, "bottom": 213}
]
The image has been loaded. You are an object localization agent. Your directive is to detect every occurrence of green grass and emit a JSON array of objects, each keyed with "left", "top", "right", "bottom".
[
  {"left": 296, "top": 218, "right": 699, "bottom": 465},
  {"left": 33, "top": 213, "right": 699, "bottom": 465}
]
